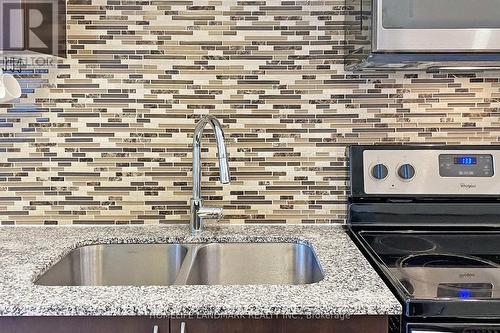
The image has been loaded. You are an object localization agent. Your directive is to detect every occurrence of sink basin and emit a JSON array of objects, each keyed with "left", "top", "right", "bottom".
[
  {"left": 185, "top": 243, "right": 324, "bottom": 285},
  {"left": 35, "top": 244, "right": 188, "bottom": 286},
  {"left": 35, "top": 242, "right": 324, "bottom": 286}
]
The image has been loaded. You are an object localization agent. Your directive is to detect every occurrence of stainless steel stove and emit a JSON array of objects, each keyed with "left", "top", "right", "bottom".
[{"left": 346, "top": 145, "right": 500, "bottom": 333}]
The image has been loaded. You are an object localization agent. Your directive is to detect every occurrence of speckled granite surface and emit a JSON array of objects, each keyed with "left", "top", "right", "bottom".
[{"left": 0, "top": 224, "right": 401, "bottom": 317}]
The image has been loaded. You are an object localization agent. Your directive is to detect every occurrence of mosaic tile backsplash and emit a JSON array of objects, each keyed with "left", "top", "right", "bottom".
[{"left": 1, "top": 1, "right": 500, "bottom": 225}]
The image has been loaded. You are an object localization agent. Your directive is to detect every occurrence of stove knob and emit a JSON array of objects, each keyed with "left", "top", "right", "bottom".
[
  {"left": 371, "top": 163, "right": 388, "bottom": 180},
  {"left": 398, "top": 163, "right": 415, "bottom": 180}
]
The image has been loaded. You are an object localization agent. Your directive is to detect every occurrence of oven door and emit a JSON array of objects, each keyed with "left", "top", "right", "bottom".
[{"left": 373, "top": 0, "right": 500, "bottom": 52}]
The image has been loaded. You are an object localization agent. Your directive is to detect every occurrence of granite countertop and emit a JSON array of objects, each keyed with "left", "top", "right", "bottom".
[{"left": 0, "top": 224, "right": 401, "bottom": 317}]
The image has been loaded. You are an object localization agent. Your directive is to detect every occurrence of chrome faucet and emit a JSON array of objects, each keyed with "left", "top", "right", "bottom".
[{"left": 190, "top": 115, "right": 230, "bottom": 235}]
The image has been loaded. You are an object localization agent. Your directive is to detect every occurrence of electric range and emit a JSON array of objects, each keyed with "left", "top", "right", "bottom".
[{"left": 346, "top": 145, "right": 500, "bottom": 333}]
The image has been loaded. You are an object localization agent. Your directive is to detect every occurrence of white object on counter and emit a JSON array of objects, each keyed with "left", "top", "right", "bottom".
[{"left": 0, "top": 71, "right": 21, "bottom": 103}]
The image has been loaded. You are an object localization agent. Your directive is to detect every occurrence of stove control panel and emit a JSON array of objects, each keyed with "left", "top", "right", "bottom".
[
  {"left": 439, "top": 154, "right": 493, "bottom": 177},
  {"left": 361, "top": 148, "right": 500, "bottom": 195}
]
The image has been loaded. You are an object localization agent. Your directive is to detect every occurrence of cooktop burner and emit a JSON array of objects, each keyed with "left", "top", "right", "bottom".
[
  {"left": 398, "top": 253, "right": 498, "bottom": 268},
  {"left": 378, "top": 235, "right": 436, "bottom": 253}
]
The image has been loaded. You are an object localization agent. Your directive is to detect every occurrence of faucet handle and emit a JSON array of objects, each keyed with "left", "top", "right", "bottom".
[{"left": 197, "top": 206, "right": 223, "bottom": 221}]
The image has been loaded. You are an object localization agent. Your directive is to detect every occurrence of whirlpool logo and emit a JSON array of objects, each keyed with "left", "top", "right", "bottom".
[
  {"left": 459, "top": 273, "right": 475, "bottom": 279},
  {"left": 460, "top": 183, "right": 477, "bottom": 189}
]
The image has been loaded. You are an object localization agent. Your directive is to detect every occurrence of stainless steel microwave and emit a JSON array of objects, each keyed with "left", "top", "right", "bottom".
[{"left": 345, "top": 0, "right": 500, "bottom": 71}]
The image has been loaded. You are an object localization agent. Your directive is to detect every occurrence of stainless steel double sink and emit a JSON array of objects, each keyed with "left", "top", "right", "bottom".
[{"left": 35, "top": 242, "right": 324, "bottom": 286}]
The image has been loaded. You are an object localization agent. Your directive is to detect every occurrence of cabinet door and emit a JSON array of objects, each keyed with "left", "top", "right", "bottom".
[
  {"left": 171, "top": 316, "right": 388, "bottom": 333},
  {"left": 0, "top": 316, "right": 169, "bottom": 333}
]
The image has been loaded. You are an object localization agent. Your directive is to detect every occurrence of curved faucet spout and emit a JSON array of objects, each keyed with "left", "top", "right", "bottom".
[
  {"left": 192, "top": 115, "right": 230, "bottom": 199},
  {"left": 191, "top": 115, "right": 230, "bottom": 234}
]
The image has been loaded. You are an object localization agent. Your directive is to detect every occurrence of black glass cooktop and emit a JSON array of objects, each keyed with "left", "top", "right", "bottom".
[{"left": 359, "top": 231, "right": 500, "bottom": 300}]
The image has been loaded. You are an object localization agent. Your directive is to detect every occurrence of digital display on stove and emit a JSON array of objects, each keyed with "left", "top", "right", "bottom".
[
  {"left": 454, "top": 156, "right": 477, "bottom": 165},
  {"left": 437, "top": 283, "right": 493, "bottom": 298},
  {"left": 439, "top": 154, "right": 494, "bottom": 177}
]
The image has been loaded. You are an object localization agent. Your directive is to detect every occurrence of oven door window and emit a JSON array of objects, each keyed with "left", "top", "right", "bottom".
[{"left": 382, "top": 0, "right": 500, "bottom": 29}]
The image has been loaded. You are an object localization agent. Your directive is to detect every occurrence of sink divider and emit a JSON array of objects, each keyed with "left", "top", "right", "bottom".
[{"left": 173, "top": 244, "right": 203, "bottom": 285}]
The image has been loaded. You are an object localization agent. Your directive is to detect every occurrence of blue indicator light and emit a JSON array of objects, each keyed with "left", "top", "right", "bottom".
[
  {"left": 454, "top": 156, "right": 477, "bottom": 165},
  {"left": 458, "top": 289, "right": 471, "bottom": 299}
]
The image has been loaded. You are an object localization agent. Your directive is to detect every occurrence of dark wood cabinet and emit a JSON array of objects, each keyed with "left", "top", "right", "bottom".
[
  {"left": 171, "top": 316, "right": 388, "bottom": 333},
  {"left": 0, "top": 316, "right": 169, "bottom": 333},
  {"left": 0, "top": 315, "right": 389, "bottom": 333}
]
